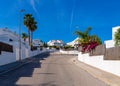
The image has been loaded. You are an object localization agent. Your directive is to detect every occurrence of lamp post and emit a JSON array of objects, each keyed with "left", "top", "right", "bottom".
[{"left": 19, "top": 9, "right": 25, "bottom": 61}]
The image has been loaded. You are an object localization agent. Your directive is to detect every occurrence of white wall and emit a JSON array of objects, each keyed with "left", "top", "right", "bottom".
[
  {"left": 60, "top": 49, "right": 79, "bottom": 54},
  {"left": 0, "top": 46, "right": 17, "bottom": 66},
  {"left": 78, "top": 52, "right": 120, "bottom": 76},
  {"left": 104, "top": 40, "right": 115, "bottom": 48},
  {"left": 26, "top": 48, "right": 48, "bottom": 58},
  {"left": 0, "top": 52, "right": 16, "bottom": 66},
  {"left": 0, "top": 47, "right": 48, "bottom": 66}
]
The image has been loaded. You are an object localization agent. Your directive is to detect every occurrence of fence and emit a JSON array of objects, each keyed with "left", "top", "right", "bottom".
[
  {"left": 104, "top": 46, "right": 120, "bottom": 60},
  {"left": 61, "top": 44, "right": 120, "bottom": 60},
  {"left": 89, "top": 44, "right": 106, "bottom": 56},
  {"left": 87, "top": 44, "right": 120, "bottom": 60}
]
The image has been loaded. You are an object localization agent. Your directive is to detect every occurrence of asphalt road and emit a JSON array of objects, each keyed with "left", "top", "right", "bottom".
[{"left": 0, "top": 53, "right": 107, "bottom": 86}]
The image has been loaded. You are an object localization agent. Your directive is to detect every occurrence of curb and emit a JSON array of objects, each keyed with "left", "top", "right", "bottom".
[{"left": 71, "top": 57, "right": 120, "bottom": 86}]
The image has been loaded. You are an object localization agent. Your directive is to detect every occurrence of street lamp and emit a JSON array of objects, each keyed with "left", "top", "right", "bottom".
[{"left": 19, "top": 9, "right": 25, "bottom": 61}]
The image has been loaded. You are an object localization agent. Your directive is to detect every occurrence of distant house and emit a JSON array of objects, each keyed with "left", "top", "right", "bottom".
[
  {"left": 67, "top": 38, "right": 80, "bottom": 47},
  {"left": 47, "top": 40, "right": 64, "bottom": 47},
  {"left": 32, "top": 39, "right": 43, "bottom": 47},
  {"left": 104, "top": 26, "right": 120, "bottom": 48}
]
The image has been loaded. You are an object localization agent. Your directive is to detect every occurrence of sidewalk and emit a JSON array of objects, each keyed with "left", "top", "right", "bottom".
[
  {"left": 0, "top": 57, "right": 34, "bottom": 75},
  {"left": 71, "top": 57, "right": 120, "bottom": 86},
  {"left": 0, "top": 51, "right": 50, "bottom": 75}
]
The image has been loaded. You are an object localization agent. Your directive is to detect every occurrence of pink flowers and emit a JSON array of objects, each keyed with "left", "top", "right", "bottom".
[{"left": 80, "top": 42, "right": 98, "bottom": 53}]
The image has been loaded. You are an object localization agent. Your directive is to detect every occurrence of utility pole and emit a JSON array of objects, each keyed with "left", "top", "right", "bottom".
[{"left": 18, "top": 9, "right": 25, "bottom": 61}]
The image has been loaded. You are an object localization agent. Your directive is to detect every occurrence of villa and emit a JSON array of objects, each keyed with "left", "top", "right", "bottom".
[
  {"left": 32, "top": 39, "right": 43, "bottom": 47},
  {"left": 47, "top": 40, "right": 64, "bottom": 47},
  {"left": 67, "top": 37, "right": 79, "bottom": 46}
]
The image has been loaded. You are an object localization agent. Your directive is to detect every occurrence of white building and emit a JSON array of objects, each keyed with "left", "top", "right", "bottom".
[
  {"left": 0, "top": 28, "right": 19, "bottom": 44},
  {"left": 0, "top": 28, "right": 30, "bottom": 49},
  {"left": 104, "top": 26, "right": 120, "bottom": 48},
  {"left": 0, "top": 28, "right": 21, "bottom": 49},
  {"left": 47, "top": 40, "right": 64, "bottom": 47},
  {"left": 0, "top": 28, "right": 47, "bottom": 66},
  {"left": 67, "top": 37, "right": 80, "bottom": 46},
  {"left": 32, "top": 39, "right": 43, "bottom": 47}
]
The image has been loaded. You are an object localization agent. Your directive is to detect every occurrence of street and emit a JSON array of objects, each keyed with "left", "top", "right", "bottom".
[{"left": 0, "top": 53, "right": 106, "bottom": 86}]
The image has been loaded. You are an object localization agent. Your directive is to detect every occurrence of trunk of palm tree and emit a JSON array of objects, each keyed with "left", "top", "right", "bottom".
[
  {"left": 31, "top": 31, "right": 33, "bottom": 45},
  {"left": 24, "top": 38, "right": 26, "bottom": 42},
  {"left": 28, "top": 29, "right": 30, "bottom": 45}
]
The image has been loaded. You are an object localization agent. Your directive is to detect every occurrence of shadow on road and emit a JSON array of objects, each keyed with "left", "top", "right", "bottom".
[{"left": 0, "top": 52, "right": 50, "bottom": 86}]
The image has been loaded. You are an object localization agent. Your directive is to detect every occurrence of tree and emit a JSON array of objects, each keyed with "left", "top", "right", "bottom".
[
  {"left": 23, "top": 14, "right": 37, "bottom": 45},
  {"left": 43, "top": 42, "right": 48, "bottom": 48},
  {"left": 90, "top": 35, "right": 102, "bottom": 45},
  {"left": 30, "top": 19, "right": 37, "bottom": 44},
  {"left": 74, "top": 27, "right": 91, "bottom": 44},
  {"left": 74, "top": 27, "right": 102, "bottom": 53},
  {"left": 114, "top": 28, "right": 120, "bottom": 46},
  {"left": 22, "top": 32, "right": 28, "bottom": 42}
]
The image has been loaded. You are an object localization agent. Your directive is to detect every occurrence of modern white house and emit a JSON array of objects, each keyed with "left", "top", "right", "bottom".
[
  {"left": 0, "top": 28, "right": 47, "bottom": 66},
  {"left": 47, "top": 40, "right": 64, "bottom": 47},
  {"left": 32, "top": 39, "right": 43, "bottom": 47},
  {"left": 67, "top": 37, "right": 79, "bottom": 46},
  {"left": 104, "top": 26, "right": 120, "bottom": 48},
  {"left": 0, "top": 28, "right": 29, "bottom": 48},
  {"left": 0, "top": 28, "right": 19, "bottom": 45}
]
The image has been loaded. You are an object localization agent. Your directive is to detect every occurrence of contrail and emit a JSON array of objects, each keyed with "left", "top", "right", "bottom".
[
  {"left": 30, "top": 0, "right": 38, "bottom": 14},
  {"left": 69, "top": 0, "right": 75, "bottom": 33},
  {"left": 30, "top": 0, "right": 40, "bottom": 20}
]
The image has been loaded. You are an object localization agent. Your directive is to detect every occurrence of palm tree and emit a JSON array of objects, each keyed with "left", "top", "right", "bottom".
[
  {"left": 30, "top": 20, "right": 37, "bottom": 44},
  {"left": 74, "top": 27, "right": 102, "bottom": 52},
  {"left": 74, "top": 27, "right": 92, "bottom": 44},
  {"left": 23, "top": 14, "right": 34, "bottom": 45},
  {"left": 114, "top": 28, "right": 120, "bottom": 46},
  {"left": 22, "top": 32, "right": 28, "bottom": 42}
]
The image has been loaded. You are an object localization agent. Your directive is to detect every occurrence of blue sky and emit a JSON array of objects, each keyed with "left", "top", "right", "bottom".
[{"left": 0, "top": 0, "right": 120, "bottom": 43}]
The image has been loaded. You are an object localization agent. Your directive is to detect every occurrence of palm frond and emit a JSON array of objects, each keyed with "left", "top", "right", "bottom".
[
  {"left": 74, "top": 30, "right": 84, "bottom": 38},
  {"left": 84, "top": 26, "right": 92, "bottom": 36}
]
